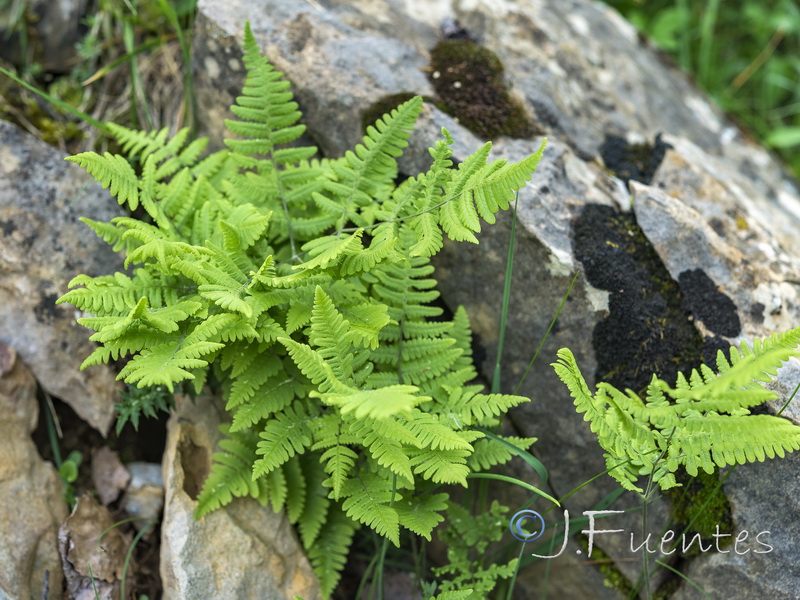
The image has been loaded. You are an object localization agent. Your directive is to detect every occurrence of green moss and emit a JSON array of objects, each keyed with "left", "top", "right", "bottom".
[
  {"left": 428, "top": 39, "right": 537, "bottom": 140},
  {"left": 652, "top": 576, "right": 682, "bottom": 600},
  {"left": 0, "top": 72, "right": 85, "bottom": 148},
  {"left": 576, "top": 534, "right": 637, "bottom": 597},
  {"left": 664, "top": 470, "right": 734, "bottom": 556}
]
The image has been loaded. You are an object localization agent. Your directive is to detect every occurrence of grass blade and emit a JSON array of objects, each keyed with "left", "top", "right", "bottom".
[
  {"left": 0, "top": 66, "right": 108, "bottom": 132},
  {"left": 491, "top": 191, "right": 519, "bottom": 394},
  {"left": 514, "top": 270, "right": 580, "bottom": 395},
  {"left": 466, "top": 473, "right": 560, "bottom": 506}
]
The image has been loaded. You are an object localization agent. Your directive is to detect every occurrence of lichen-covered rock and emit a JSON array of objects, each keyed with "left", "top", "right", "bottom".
[
  {"left": 0, "top": 342, "right": 67, "bottom": 600},
  {"left": 0, "top": 120, "right": 123, "bottom": 435},
  {"left": 160, "top": 393, "right": 320, "bottom": 600},
  {"left": 193, "top": 1, "right": 800, "bottom": 597}
]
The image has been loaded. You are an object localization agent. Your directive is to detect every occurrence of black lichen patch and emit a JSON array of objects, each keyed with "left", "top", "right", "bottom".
[
  {"left": 600, "top": 133, "right": 671, "bottom": 185},
  {"left": 362, "top": 92, "right": 426, "bottom": 133},
  {"left": 33, "top": 291, "right": 61, "bottom": 323},
  {"left": 750, "top": 302, "right": 766, "bottom": 325},
  {"left": 573, "top": 204, "right": 705, "bottom": 394},
  {"left": 428, "top": 39, "right": 538, "bottom": 139},
  {"left": 678, "top": 269, "right": 741, "bottom": 337},
  {"left": 0, "top": 220, "right": 16, "bottom": 236}
]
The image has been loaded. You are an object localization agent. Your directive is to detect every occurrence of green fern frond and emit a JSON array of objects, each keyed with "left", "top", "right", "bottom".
[
  {"left": 320, "top": 443, "right": 358, "bottom": 500},
  {"left": 340, "top": 473, "right": 402, "bottom": 546},
  {"left": 224, "top": 23, "right": 313, "bottom": 157},
  {"left": 408, "top": 447, "right": 471, "bottom": 485},
  {"left": 395, "top": 491, "right": 449, "bottom": 540},
  {"left": 115, "top": 338, "right": 220, "bottom": 392},
  {"left": 67, "top": 152, "right": 140, "bottom": 211},
  {"left": 322, "top": 96, "right": 423, "bottom": 231},
  {"left": 553, "top": 327, "right": 800, "bottom": 493},
  {"left": 314, "top": 385, "right": 426, "bottom": 420},
  {"left": 195, "top": 425, "right": 268, "bottom": 518},
  {"left": 57, "top": 269, "right": 183, "bottom": 314},
  {"left": 467, "top": 436, "right": 537, "bottom": 471},
  {"left": 297, "top": 453, "right": 330, "bottom": 548},
  {"left": 307, "top": 504, "right": 358, "bottom": 598},
  {"left": 252, "top": 400, "right": 315, "bottom": 478},
  {"left": 447, "top": 387, "right": 530, "bottom": 426}
]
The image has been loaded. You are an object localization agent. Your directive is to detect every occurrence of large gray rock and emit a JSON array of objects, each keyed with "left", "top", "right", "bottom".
[
  {"left": 192, "top": 0, "right": 800, "bottom": 597},
  {"left": 0, "top": 120, "right": 123, "bottom": 434},
  {"left": 0, "top": 343, "right": 67, "bottom": 600},
  {"left": 160, "top": 393, "right": 320, "bottom": 600}
]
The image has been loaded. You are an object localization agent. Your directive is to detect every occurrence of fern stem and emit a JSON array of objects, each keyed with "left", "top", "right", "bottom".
[
  {"left": 271, "top": 144, "right": 298, "bottom": 260},
  {"left": 492, "top": 192, "right": 518, "bottom": 395},
  {"left": 654, "top": 559, "right": 712, "bottom": 599},
  {"left": 504, "top": 543, "right": 526, "bottom": 600},
  {"left": 43, "top": 393, "right": 63, "bottom": 469},
  {"left": 356, "top": 551, "right": 381, "bottom": 600},
  {"left": 373, "top": 473, "right": 397, "bottom": 600},
  {"left": 777, "top": 380, "right": 800, "bottom": 416},
  {"left": 120, "top": 520, "right": 154, "bottom": 600},
  {"left": 639, "top": 487, "right": 652, "bottom": 600},
  {"left": 553, "top": 455, "right": 641, "bottom": 508}
]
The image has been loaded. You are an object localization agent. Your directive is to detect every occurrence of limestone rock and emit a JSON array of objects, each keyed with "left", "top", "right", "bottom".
[
  {"left": 671, "top": 453, "right": 800, "bottom": 600},
  {"left": 91, "top": 447, "right": 131, "bottom": 506},
  {"left": 193, "top": 1, "right": 800, "bottom": 597},
  {"left": 120, "top": 462, "right": 164, "bottom": 532},
  {"left": 58, "top": 493, "right": 132, "bottom": 600},
  {"left": 160, "top": 393, "right": 320, "bottom": 600},
  {"left": 0, "top": 120, "right": 123, "bottom": 435},
  {"left": 0, "top": 342, "right": 67, "bottom": 600}
]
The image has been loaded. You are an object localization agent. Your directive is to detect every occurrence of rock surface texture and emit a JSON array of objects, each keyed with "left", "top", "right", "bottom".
[
  {"left": 0, "top": 343, "right": 67, "bottom": 600},
  {"left": 160, "top": 393, "right": 320, "bottom": 600},
  {"left": 193, "top": 0, "right": 800, "bottom": 597},
  {"left": 0, "top": 120, "right": 123, "bottom": 435}
]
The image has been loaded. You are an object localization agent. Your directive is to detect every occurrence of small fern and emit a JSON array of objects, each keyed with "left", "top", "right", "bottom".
[
  {"left": 57, "top": 22, "right": 544, "bottom": 598},
  {"left": 431, "top": 500, "right": 519, "bottom": 599},
  {"left": 553, "top": 327, "right": 800, "bottom": 494}
]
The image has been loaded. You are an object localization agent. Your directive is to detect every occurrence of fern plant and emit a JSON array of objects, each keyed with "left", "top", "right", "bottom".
[
  {"left": 57, "top": 23, "right": 544, "bottom": 597},
  {"left": 553, "top": 327, "right": 800, "bottom": 495}
]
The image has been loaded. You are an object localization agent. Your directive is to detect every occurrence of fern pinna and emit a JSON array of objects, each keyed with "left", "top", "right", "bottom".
[
  {"left": 57, "top": 23, "right": 543, "bottom": 597},
  {"left": 553, "top": 327, "right": 800, "bottom": 495}
]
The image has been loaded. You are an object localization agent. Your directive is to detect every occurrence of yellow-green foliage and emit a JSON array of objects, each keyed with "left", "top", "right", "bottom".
[
  {"left": 58, "top": 23, "right": 542, "bottom": 598},
  {"left": 553, "top": 328, "right": 800, "bottom": 494}
]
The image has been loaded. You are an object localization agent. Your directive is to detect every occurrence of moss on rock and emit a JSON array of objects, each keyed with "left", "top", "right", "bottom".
[
  {"left": 428, "top": 39, "right": 537, "bottom": 140},
  {"left": 664, "top": 470, "right": 734, "bottom": 556}
]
